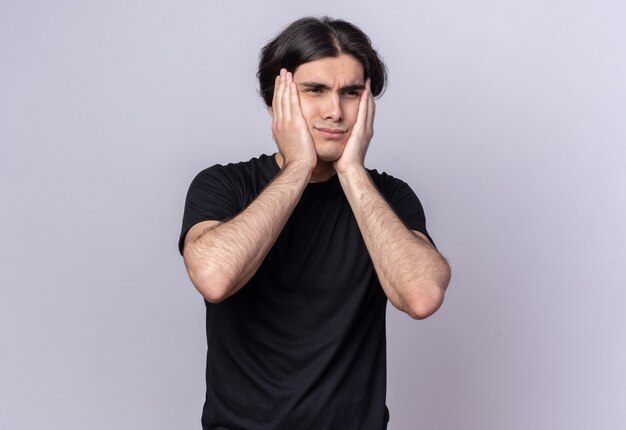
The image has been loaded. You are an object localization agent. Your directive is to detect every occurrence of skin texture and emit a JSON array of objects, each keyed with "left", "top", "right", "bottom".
[
  {"left": 183, "top": 54, "right": 450, "bottom": 318},
  {"left": 275, "top": 55, "right": 365, "bottom": 182}
]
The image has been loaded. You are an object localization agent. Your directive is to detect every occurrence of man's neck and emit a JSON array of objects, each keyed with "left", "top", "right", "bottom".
[{"left": 274, "top": 153, "right": 337, "bottom": 183}]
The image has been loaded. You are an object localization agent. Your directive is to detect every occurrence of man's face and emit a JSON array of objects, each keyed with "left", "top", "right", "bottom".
[{"left": 292, "top": 54, "right": 365, "bottom": 163}]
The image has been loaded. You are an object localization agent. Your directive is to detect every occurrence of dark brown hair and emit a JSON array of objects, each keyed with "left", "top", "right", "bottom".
[{"left": 257, "top": 17, "right": 388, "bottom": 107}]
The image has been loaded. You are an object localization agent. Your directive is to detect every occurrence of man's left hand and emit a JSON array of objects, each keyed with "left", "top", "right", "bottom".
[{"left": 334, "top": 78, "right": 375, "bottom": 174}]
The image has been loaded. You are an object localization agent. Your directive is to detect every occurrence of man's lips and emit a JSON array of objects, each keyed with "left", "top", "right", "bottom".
[{"left": 316, "top": 127, "right": 348, "bottom": 140}]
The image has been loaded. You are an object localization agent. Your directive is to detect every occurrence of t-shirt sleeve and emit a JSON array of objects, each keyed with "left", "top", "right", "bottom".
[
  {"left": 178, "top": 165, "right": 242, "bottom": 254},
  {"left": 375, "top": 172, "right": 435, "bottom": 246}
]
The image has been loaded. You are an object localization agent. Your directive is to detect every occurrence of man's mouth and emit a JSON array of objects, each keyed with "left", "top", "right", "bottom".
[{"left": 316, "top": 127, "right": 347, "bottom": 140}]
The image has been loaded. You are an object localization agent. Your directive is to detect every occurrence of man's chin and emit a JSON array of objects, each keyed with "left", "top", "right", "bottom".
[{"left": 314, "top": 142, "right": 346, "bottom": 163}]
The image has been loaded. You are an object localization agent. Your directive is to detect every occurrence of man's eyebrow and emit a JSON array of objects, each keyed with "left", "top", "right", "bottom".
[
  {"left": 297, "top": 82, "right": 366, "bottom": 91},
  {"left": 341, "top": 83, "right": 366, "bottom": 92},
  {"left": 298, "top": 82, "right": 331, "bottom": 90}
]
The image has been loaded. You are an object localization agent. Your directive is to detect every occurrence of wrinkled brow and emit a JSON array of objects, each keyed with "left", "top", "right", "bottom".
[{"left": 298, "top": 82, "right": 365, "bottom": 92}]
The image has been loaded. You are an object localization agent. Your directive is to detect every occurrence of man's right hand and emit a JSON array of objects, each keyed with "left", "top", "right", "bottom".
[
  {"left": 271, "top": 69, "right": 317, "bottom": 170},
  {"left": 184, "top": 69, "right": 318, "bottom": 303}
]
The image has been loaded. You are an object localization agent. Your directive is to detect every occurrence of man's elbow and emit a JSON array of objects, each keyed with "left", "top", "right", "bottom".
[
  {"left": 186, "top": 264, "right": 232, "bottom": 304},
  {"left": 404, "top": 283, "right": 446, "bottom": 320}
]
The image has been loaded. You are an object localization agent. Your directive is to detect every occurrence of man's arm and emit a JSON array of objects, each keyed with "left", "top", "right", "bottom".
[
  {"left": 183, "top": 69, "right": 316, "bottom": 302},
  {"left": 183, "top": 161, "right": 310, "bottom": 302},
  {"left": 338, "top": 168, "right": 450, "bottom": 319},
  {"left": 335, "top": 81, "right": 451, "bottom": 319}
]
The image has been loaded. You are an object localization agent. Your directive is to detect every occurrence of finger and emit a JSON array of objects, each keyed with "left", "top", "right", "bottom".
[
  {"left": 272, "top": 74, "right": 280, "bottom": 120},
  {"left": 272, "top": 69, "right": 286, "bottom": 121},
  {"left": 289, "top": 79, "right": 302, "bottom": 120},
  {"left": 354, "top": 81, "right": 370, "bottom": 133},
  {"left": 365, "top": 79, "right": 375, "bottom": 133},
  {"left": 281, "top": 71, "right": 293, "bottom": 121}
]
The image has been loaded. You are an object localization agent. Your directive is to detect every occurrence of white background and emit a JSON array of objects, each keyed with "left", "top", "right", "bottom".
[{"left": 1, "top": 1, "right": 625, "bottom": 429}]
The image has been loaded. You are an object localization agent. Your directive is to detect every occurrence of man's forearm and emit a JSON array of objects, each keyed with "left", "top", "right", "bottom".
[
  {"left": 183, "top": 161, "right": 312, "bottom": 302},
  {"left": 337, "top": 166, "right": 450, "bottom": 319}
]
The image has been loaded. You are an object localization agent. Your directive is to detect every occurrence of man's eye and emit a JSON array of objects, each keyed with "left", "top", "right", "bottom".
[
  {"left": 343, "top": 90, "right": 361, "bottom": 97},
  {"left": 306, "top": 88, "right": 323, "bottom": 94}
]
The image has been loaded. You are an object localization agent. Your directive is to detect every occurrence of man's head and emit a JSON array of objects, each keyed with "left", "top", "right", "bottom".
[
  {"left": 258, "top": 17, "right": 387, "bottom": 164},
  {"left": 257, "top": 17, "right": 387, "bottom": 108}
]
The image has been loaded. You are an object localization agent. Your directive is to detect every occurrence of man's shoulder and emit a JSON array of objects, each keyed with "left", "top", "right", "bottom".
[
  {"left": 199, "top": 153, "right": 276, "bottom": 175},
  {"left": 366, "top": 167, "right": 410, "bottom": 190},
  {"left": 192, "top": 153, "right": 278, "bottom": 184}
]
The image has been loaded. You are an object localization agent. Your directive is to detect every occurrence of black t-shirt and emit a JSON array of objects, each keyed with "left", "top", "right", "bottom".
[{"left": 179, "top": 154, "right": 431, "bottom": 430}]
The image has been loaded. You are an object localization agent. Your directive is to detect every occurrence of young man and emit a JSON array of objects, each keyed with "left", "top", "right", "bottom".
[{"left": 179, "top": 16, "right": 450, "bottom": 430}]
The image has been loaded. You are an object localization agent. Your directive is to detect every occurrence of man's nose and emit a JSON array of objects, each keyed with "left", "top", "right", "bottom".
[{"left": 322, "top": 94, "right": 343, "bottom": 121}]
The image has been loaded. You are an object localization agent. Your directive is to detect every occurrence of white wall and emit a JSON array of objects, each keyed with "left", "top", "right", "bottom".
[{"left": 1, "top": 1, "right": 624, "bottom": 429}]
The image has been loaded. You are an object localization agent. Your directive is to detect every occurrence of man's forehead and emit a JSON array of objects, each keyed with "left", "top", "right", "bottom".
[{"left": 292, "top": 54, "right": 365, "bottom": 84}]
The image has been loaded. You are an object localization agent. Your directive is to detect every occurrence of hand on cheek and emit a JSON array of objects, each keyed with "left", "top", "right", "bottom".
[
  {"left": 335, "top": 78, "right": 375, "bottom": 174},
  {"left": 271, "top": 69, "right": 317, "bottom": 170}
]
